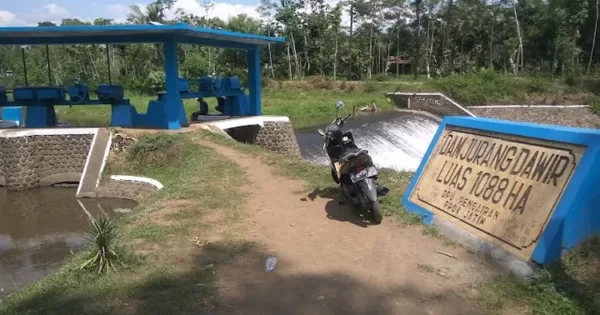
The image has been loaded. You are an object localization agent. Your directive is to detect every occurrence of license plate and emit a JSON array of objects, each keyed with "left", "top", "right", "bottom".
[{"left": 350, "top": 166, "right": 378, "bottom": 183}]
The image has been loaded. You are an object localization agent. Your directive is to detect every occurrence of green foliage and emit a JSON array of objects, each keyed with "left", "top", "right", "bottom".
[
  {"left": 589, "top": 96, "right": 600, "bottom": 114},
  {"left": 0, "top": 0, "right": 595, "bottom": 93},
  {"left": 79, "top": 216, "right": 123, "bottom": 274},
  {"left": 224, "top": 68, "right": 248, "bottom": 87},
  {"left": 565, "top": 70, "right": 584, "bottom": 87},
  {"left": 307, "top": 75, "right": 334, "bottom": 89},
  {"left": 431, "top": 70, "right": 553, "bottom": 105},
  {"left": 362, "top": 80, "right": 378, "bottom": 93},
  {"left": 480, "top": 236, "right": 600, "bottom": 315},
  {"left": 373, "top": 73, "right": 390, "bottom": 82},
  {"left": 128, "top": 134, "right": 188, "bottom": 168}
]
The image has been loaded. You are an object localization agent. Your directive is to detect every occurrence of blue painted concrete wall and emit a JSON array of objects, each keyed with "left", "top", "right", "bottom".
[
  {"left": 402, "top": 116, "right": 600, "bottom": 265},
  {"left": 1, "top": 107, "right": 23, "bottom": 126}
]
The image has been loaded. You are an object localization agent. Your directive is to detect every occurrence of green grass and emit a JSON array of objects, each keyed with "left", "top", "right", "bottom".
[
  {"left": 54, "top": 87, "right": 400, "bottom": 130},
  {"left": 53, "top": 72, "right": 596, "bottom": 131},
  {"left": 127, "top": 223, "right": 182, "bottom": 243},
  {"left": 260, "top": 87, "right": 398, "bottom": 129},
  {"left": 107, "top": 133, "right": 246, "bottom": 208},
  {"left": 0, "top": 132, "right": 250, "bottom": 315},
  {"left": 479, "top": 237, "right": 600, "bottom": 315}
]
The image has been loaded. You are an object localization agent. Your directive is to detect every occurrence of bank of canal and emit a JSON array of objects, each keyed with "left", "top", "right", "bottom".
[{"left": 0, "top": 186, "right": 137, "bottom": 299}]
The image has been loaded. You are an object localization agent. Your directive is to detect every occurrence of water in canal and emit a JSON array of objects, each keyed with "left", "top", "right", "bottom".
[
  {"left": 0, "top": 187, "right": 137, "bottom": 299},
  {"left": 295, "top": 111, "right": 439, "bottom": 171}
]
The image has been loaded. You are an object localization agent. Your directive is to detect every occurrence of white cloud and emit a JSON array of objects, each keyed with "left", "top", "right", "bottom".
[
  {"left": 43, "top": 4, "right": 69, "bottom": 17},
  {"left": 105, "top": 3, "right": 137, "bottom": 23},
  {"left": 168, "top": 0, "right": 260, "bottom": 21},
  {"left": 106, "top": 4, "right": 132, "bottom": 17},
  {"left": 0, "top": 10, "right": 31, "bottom": 26},
  {"left": 0, "top": 10, "right": 16, "bottom": 26},
  {"left": 23, "top": 3, "right": 70, "bottom": 24}
]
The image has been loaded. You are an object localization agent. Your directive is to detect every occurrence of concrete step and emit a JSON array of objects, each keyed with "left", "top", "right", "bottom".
[{"left": 76, "top": 129, "right": 111, "bottom": 198}]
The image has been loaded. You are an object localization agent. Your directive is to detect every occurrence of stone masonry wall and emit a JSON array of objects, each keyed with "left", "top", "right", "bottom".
[
  {"left": 95, "top": 179, "right": 158, "bottom": 202},
  {"left": 224, "top": 120, "right": 301, "bottom": 158},
  {"left": 387, "top": 93, "right": 474, "bottom": 118},
  {"left": 255, "top": 121, "right": 301, "bottom": 157},
  {"left": 0, "top": 133, "right": 94, "bottom": 190},
  {"left": 0, "top": 157, "right": 4, "bottom": 186}
]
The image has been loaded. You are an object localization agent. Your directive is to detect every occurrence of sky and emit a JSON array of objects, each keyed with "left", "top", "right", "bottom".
[
  {"left": 0, "top": 0, "right": 268, "bottom": 26},
  {"left": 0, "top": 0, "right": 349, "bottom": 27}
]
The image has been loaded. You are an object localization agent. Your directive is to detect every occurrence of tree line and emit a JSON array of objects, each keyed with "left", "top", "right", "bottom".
[{"left": 0, "top": 0, "right": 599, "bottom": 94}]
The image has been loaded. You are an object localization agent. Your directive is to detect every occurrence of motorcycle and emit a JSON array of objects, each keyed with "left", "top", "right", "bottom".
[{"left": 317, "top": 103, "right": 389, "bottom": 224}]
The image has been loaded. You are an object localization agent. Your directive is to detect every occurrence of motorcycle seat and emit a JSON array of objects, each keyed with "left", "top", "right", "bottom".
[{"left": 340, "top": 148, "right": 369, "bottom": 162}]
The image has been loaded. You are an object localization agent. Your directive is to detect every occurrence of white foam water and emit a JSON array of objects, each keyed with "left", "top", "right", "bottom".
[{"left": 296, "top": 113, "right": 439, "bottom": 172}]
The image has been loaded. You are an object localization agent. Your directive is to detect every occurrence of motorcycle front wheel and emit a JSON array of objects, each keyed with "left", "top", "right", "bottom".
[{"left": 371, "top": 200, "right": 383, "bottom": 224}]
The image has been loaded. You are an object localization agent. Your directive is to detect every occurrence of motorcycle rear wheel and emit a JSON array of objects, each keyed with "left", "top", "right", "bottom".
[{"left": 371, "top": 200, "right": 383, "bottom": 224}]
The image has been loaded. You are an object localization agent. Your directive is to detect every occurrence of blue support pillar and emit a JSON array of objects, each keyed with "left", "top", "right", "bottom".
[
  {"left": 163, "top": 38, "right": 183, "bottom": 129},
  {"left": 26, "top": 104, "right": 56, "bottom": 128},
  {"left": 247, "top": 47, "right": 261, "bottom": 116}
]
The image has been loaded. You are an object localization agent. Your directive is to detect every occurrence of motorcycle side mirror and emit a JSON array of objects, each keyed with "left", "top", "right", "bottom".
[
  {"left": 335, "top": 100, "right": 344, "bottom": 118},
  {"left": 317, "top": 129, "right": 325, "bottom": 136}
]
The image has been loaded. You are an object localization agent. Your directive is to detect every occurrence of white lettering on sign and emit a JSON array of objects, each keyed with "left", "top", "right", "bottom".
[{"left": 412, "top": 96, "right": 441, "bottom": 106}]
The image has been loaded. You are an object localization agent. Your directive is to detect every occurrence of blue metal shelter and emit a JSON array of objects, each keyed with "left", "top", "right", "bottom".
[{"left": 0, "top": 23, "right": 285, "bottom": 129}]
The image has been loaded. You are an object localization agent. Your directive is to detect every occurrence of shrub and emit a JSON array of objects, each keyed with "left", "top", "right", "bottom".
[
  {"left": 430, "top": 70, "right": 554, "bottom": 105},
  {"left": 339, "top": 80, "right": 348, "bottom": 91},
  {"left": 128, "top": 134, "right": 188, "bottom": 168},
  {"left": 307, "top": 75, "right": 333, "bottom": 89},
  {"left": 264, "top": 78, "right": 279, "bottom": 88},
  {"left": 363, "top": 81, "right": 377, "bottom": 93},
  {"left": 373, "top": 73, "right": 390, "bottom": 82},
  {"left": 588, "top": 96, "right": 600, "bottom": 114},
  {"left": 226, "top": 68, "right": 248, "bottom": 87},
  {"left": 565, "top": 72, "right": 583, "bottom": 87},
  {"left": 79, "top": 216, "right": 123, "bottom": 274}
]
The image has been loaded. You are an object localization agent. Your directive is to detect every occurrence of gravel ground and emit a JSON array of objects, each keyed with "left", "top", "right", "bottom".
[{"left": 468, "top": 107, "right": 600, "bottom": 129}]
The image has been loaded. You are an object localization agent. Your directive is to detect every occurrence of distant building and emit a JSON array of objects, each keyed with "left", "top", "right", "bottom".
[
  {"left": 0, "top": 69, "right": 13, "bottom": 79},
  {"left": 385, "top": 56, "right": 411, "bottom": 74}
]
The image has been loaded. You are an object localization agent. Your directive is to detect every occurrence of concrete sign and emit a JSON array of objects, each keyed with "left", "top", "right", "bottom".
[{"left": 403, "top": 116, "right": 600, "bottom": 265}]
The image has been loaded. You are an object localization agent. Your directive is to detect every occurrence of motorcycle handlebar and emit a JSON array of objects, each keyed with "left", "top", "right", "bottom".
[{"left": 337, "top": 113, "right": 351, "bottom": 122}]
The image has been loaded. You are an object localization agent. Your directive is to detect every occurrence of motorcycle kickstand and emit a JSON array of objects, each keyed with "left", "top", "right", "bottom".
[{"left": 335, "top": 188, "right": 345, "bottom": 205}]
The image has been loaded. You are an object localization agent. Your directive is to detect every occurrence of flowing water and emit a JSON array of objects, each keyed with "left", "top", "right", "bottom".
[
  {"left": 295, "top": 111, "right": 439, "bottom": 171},
  {"left": 0, "top": 187, "right": 137, "bottom": 299}
]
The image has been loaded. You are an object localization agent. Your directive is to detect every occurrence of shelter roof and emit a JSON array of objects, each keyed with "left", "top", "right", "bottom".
[{"left": 0, "top": 23, "right": 285, "bottom": 49}]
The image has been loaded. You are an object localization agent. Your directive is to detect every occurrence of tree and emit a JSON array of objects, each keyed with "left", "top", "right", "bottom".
[
  {"left": 4, "top": 0, "right": 600, "bottom": 88},
  {"left": 588, "top": 0, "right": 599, "bottom": 75}
]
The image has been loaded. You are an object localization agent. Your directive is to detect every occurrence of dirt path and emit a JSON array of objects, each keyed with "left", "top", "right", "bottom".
[{"left": 199, "top": 140, "right": 499, "bottom": 315}]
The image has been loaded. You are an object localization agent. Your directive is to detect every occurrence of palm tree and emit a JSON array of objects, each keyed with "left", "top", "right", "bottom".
[
  {"left": 127, "top": 5, "right": 148, "bottom": 24},
  {"left": 127, "top": 2, "right": 169, "bottom": 63},
  {"left": 127, "top": 0, "right": 171, "bottom": 24}
]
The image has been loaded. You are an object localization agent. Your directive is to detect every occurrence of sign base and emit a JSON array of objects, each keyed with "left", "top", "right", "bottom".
[{"left": 431, "top": 215, "right": 535, "bottom": 278}]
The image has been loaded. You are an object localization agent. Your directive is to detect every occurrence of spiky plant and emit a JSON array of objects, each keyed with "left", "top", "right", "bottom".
[{"left": 79, "top": 216, "right": 122, "bottom": 274}]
